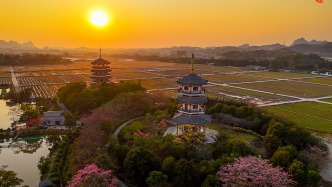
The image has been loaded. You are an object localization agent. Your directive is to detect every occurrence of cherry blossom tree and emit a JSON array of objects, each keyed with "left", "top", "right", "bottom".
[
  {"left": 217, "top": 156, "right": 297, "bottom": 187},
  {"left": 67, "top": 164, "right": 117, "bottom": 187}
]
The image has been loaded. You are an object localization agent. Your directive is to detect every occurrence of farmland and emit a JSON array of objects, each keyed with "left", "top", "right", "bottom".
[
  {"left": 1, "top": 59, "right": 332, "bottom": 135},
  {"left": 265, "top": 102, "right": 332, "bottom": 134}
]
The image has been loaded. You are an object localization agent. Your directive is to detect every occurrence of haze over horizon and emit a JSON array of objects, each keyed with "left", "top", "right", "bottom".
[{"left": 1, "top": 0, "right": 331, "bottom": 48}]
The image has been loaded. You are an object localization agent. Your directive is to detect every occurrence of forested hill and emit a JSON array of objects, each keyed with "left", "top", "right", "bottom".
[{"left": 0, "top": 53, "right": 71, "bottom": 65}]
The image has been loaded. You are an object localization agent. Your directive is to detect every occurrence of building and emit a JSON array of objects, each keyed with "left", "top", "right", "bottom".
[
  {"left": 171, "top": 54, "right": 211, "bottom": 134},
  {"left": 91, "top": 49, "right": 111, "bottom": 84},
  {"left": 41, "top": 111, "right": 65, "bottom": 126}
]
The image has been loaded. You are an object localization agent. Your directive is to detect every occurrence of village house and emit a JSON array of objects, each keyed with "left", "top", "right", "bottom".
[{"left": 41, "top": 111, "right": 65, "bottom": 127}]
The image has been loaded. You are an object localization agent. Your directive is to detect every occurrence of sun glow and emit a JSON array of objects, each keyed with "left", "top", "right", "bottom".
[{"left": 90, "top": 11, "right": 109, "bottom": 27}]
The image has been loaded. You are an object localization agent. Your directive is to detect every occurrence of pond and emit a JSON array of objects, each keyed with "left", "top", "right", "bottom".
[
  {"left": 0, "top": 98, "right": 50, "bottom": 187},
  {"left": 0, "top": 98, "right": 21, "bottom": 130},
  {"left": 0, "top": 137, "right": 50, "bottom": 187}
]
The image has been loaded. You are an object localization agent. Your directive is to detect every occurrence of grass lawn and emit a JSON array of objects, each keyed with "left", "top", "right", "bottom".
[
  {"left": 322, "top": 98, "right": 332, "bottom": 103},
  {"left": 265, "top": 102, "right": 332, "bottom": 133},
  {"left": 207, "top": 85, "right": 292, "bottom": 103},
  {"left": 298, "top": 77, "right": 332, "bottom": 86},
  {"left": 203, "top": 74, "right": 271, "bottom": 84},
  {"left": 140, "top": 78, "right": 179, "bottom": 90},
  {"left": 112, "top": 71, "right": 163, "bottom": 80},
  {"left": 236, "top": 80, "right": 332, "bottom": 98},
  {"left": 247, "top": 71, "right": 315, "bottom": 79}
]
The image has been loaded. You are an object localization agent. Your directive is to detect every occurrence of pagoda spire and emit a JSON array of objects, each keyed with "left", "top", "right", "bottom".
[
  {"left": 99, "top": 48, "right": 101, "bottom": 58},
  {"left": 191, "top": 53, "right": 195, "bottom": 74}
]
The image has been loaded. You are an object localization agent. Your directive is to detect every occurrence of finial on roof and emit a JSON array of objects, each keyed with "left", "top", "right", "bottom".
[
  {"left": 191, "top": 53, "right": 195, "bottom": 74},
  {"left": 99, "top": 48, "right": 101, "bottom": 58}
]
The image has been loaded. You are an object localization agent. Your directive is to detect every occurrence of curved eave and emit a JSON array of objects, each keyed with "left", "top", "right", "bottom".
[
  {"left": 172, "top": 114, "right": 211, "bottom": 125},
  {"left": 176, "top": 96, "right": 207, "bottom": 104},
  {"left": 91, "top": 58, "right": 111, "bottom": 65}
]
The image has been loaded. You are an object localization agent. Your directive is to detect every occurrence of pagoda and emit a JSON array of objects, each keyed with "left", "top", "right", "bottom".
[
  {"left": 172, "top": 54, "right": 211, "bottom": 134},
  {"left": 91, "top": 49, "right": 111, "bottom": 84}
]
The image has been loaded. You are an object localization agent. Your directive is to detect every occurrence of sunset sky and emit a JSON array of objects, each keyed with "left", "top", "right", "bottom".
[{"left": 0, "top": 0, "right": 331, "bottom": 48}]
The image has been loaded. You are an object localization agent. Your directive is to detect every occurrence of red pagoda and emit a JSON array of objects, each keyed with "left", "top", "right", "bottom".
[{"left": 91, "top": 49, "right": 111, "bottom": 84}]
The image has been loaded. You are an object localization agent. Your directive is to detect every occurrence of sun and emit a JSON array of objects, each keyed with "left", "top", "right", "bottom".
[{"left": 90, "top": 11, "right": 109, "bottom": 27}]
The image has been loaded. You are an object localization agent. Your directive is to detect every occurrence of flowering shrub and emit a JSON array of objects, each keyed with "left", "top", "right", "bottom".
[
  {"left": 217, "top": 156, "right": 297, "bottom": 187},
  {"left": 67, "top": 164, "right": 117, "bottom": 187}
]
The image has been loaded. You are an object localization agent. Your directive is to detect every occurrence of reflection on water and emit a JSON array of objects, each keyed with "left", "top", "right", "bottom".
[
  {"left": 0, "top": 138, "right": 50, "bottom": 187},
  {"left": 0, "top": 99, "right": 22, "bottom": 130}
]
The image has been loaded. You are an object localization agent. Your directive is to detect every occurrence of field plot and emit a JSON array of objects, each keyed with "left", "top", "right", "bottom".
[
  {"left": 207, "top": 86, "right": 292, "bottom": 104},
  {"left": 265, "top": 102, "right": 332, "bottom": 133},
  {"left": 0, "top": 67, "right": 10, "bottom": 72},
  {"left": 236, "top": 81, "right": 332, "bottom": 98},
  {"left": 112, "top": 71, "right": 162, "bottom": 80},
  {"left": 17, "top": 77, "right": 41, "bottom": 85},
  {"left": 203, "top": 74, "right": 271, "bottom": 84},
  {"left": 0, "top": 77, "right": 11, "bottom": 85},
  {"left": 140, "top": 78, "right": 178, "bottom": 90},
  {"left": 297, "top": 77, "right": 332, "bottom": 86},
  {"left": 35, "top": 76, "right": 67, "bottom": 84},
  {"left": 322, "top": 98, "right": 332, "bottom": 103},
  {"left": 194, "top": 65, "right": 246, "bottom": 73},
  {"left": 247, "top": 71, "right": 315, "bottom": 79},
  {"left": 20, "top": 85, "right": 55, "bottom": 98}
]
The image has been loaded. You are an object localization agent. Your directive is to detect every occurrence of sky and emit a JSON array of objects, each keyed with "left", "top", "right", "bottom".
[{"left": 0, "top": 0, "right": 331, "bottom": 48}]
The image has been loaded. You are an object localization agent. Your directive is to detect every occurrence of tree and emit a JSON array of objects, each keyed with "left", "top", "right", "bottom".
[
  {"left": 271, "top": 145, "right": 297, "bottom": 168},
  {"left": 145, "top": 171, "right": 169, "bottom": 187},
  {"left": 174, "top": 125, "right": 206, "bottom": 145},
  {"left": 124, "top": 148, "right": 160, "bottom": 186},
  {"left": 287, "top": 160, "right": 305, "bottom": 186},
  {"left": 264, "top": 121, "right": 288, "bottom": 154},
  {"left": 66, "top": 163, "right": 117, "bottom": 187},
  {"left": 217, "top": 156, "right": 296, "bottom": 187},
  {"left": 0, "top": 166, "right": 24, "bottom": 187},
  {"left": 306, "top": 170, "right": 320, "bottom": 187}
]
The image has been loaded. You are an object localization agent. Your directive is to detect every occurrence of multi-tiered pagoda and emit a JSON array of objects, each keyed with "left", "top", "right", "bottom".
[
  {"left": 172, "top": 54, "right": 211, "bottom": 134},
  {"left": 91, "top": 49, "right": 111, "bottom": 84}
]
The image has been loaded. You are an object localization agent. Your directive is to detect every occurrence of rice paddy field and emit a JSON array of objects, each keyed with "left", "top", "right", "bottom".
[
  {"left": 235, "top": 80, "right": 332, "bottom": 98},
  {"left": 202, "top": 74, "right": 272, "bottom": 84},
  {"left": 206, "top": 86, "right": 293, "bottom": 104},
  {"left": 265, "top": 102, "right": 332, "bottom": 134},
  {"left": 1, "top": 59, "right": 332, "bottom": 135}
]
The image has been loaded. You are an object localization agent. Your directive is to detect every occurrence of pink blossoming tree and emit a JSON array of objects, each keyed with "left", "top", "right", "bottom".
[
  {"left": 67, "top": 164, "right": 117, "bottom": 187},
  {"left": 217, "top": 156, "right": 297, "bottom": 187}
]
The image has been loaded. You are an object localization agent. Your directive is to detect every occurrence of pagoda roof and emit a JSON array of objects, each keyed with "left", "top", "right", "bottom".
[
  {"left": 177, "top": 73, "right": 208, "bottom": 85},
  {"left": 177, "top": 96, "right": 207, "bottom": 104},
  {"left": 172, "top": 114, "right": 211, "bottom": 125},
  {"left": 91, "top": 58, "right": 111, "bottom": 65}
]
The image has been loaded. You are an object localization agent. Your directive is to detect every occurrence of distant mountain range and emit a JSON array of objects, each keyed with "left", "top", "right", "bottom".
[
  {"left": 0, "top": 38, "right": 331, "bottom": 57},
  {"left": 0, "top": 40, "right": 37, "bottom": 49},
  {"left": 291, "top": 38, "right": 328, "bottom": 46}
]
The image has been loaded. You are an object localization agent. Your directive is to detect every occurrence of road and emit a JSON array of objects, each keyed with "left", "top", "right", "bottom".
[{"left": 113, "top": 116, "right": 144, "bottom": 137}]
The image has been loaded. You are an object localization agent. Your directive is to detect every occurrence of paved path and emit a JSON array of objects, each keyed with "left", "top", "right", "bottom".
[
  {"left": 10, "top": 67, "right": 20, "bottom": 92},
  {"left": 113, "top": 116, "right": 144, "bottom": 137}
]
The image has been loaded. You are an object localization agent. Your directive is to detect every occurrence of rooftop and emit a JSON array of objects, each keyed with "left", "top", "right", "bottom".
[
  {"left": 172, "top": 113, "right": 211, "bottom": 125},
  {"left": 177, "top": 73, "right": 208, "bottom": 85},
  {"left": 91, "top": 58, "right": 111, "bottom": 65}
]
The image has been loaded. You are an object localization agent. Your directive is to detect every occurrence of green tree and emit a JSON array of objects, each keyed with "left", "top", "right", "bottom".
[
  {"left": 287, "top": 159, "right": 305, "bottom": 186},
  {"left": 264, "top": 121, "right": 288, "bottom": 154},
  {"left": 124, "top": 148, "right": 160, "bottom": 186},
  {"left": 145, "top": 171, "right": 169, "bottom": 187},
  {"left": 307, "top": 170, "right": 321, "bottom": 187},
  {"left": 271, "top": 145, "right": 297, "bottom": 168},
  {"left": 0, "top": 166, "right": 24, "bottom": 187}
]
